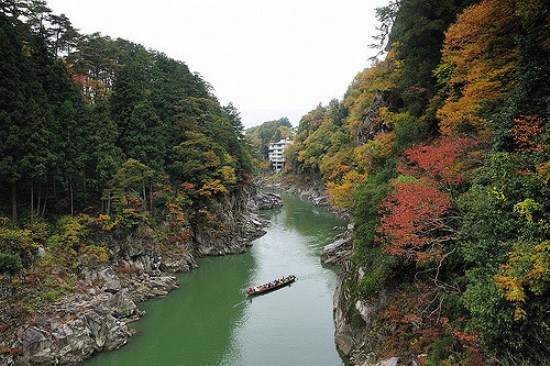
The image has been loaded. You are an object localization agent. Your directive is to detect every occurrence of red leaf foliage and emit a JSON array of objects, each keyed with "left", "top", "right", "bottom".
[
  {"left": 398, "top": 137, "right": 476, "bottom": 186},
  {"left": 378, "top": 179, "right": 452, "bottom": 262},
  {"left": 181, "top": 182, "right": 197, "bottom": 190}
]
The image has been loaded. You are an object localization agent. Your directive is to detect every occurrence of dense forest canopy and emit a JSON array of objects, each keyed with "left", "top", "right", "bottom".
[
  {"left": 0, "top": 0, "right": 252, "bottom": 221},
  {"left": 287, "top": 0, "right": 549, "bottom": 363},
  {"left": 0, "top": 0, "right": 253, "bottom": 312}
]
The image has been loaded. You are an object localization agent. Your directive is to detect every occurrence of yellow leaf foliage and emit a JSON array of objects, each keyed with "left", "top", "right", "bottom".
[
  {"left": 220, "top": 165, "right": 237, "bottom": 185},
  {"left": 327, "top": 170, "right": 368, "bottom": 210},
  {"left": 204, "top": 150, "right": 221, "bottom": 168},
  {"left": 437, "top": 0, "right": 520, "bottom": 137},
  {"left": 495, "top": 240, "right": 550, "bottom": 320},
  {"left": 343, "top": 53, "right": 398, "bottom": 137},
  {"left": 199, "top": 179, "right": 227, "bottom": 197}
]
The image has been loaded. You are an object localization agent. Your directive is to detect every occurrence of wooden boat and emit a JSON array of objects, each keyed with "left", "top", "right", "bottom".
[{"left": 247, "top": 275, "right": 297, "bottom": 295}]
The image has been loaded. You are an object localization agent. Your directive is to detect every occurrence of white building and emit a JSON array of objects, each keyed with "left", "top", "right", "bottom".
[{"left": 268, "top": 138, "right": 293, "bottom": 172}]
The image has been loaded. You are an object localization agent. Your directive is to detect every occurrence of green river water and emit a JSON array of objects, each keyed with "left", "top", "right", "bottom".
[{"left": 83, "top": 193, "right": 347, "bottom": 366}]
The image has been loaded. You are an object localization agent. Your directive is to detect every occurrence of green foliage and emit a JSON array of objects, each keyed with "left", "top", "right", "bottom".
[
  {"left": 353, "top": 161, "right": 396, "bottom": 253},
  {"left": 289, "top": 100, "right": 349, "bottom": 180},
  {"left": 0, "top": 253, "right": 22, "bottom": 275},
  {"left": 45, "top": 287, "right": 69, "bottom": 302},
  {"left": 393, "top": 113, "right": 431, "bottom": 149},
  {"left": 0, "top": 226, "right": 38, "bottom": 269},
  {"left": 389, "top": 0, "right": 469, "bottom": 91},
  {"left": 426, "top": 336, "right": 457, "bottom": 366},
  {"left": 1, "top": 6, "right": 253, "bottom": 222},
  {"left": 352, "top": 162, "right": 398, "bottom": 295},
  {"left": 458, "top": 151, "right": 550, "bottom": 360}
]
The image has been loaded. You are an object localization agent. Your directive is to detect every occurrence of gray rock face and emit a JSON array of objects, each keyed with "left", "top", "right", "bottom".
[
  {"left": 3, "top": 186, "right": 269, "bottom": 366},
  {"left": 321, "top": 234, "right": 353, "bottom": 266},
  {"left": 333, "top": 265, "right": 397, "bottom": 366},
  {"left": 375, "top": 357, "right": 400, "bottom": 366},
  {"left": 192, "top": 187, "right": 267, "bottom": 257},
  {"left": 261, "top": 182, "right": 333, "bottom": 209},
  {"left": 249, "top": 192, "right": 283, "bottom": 210},
  {"left": 11, "top": 290, "right": 138, "bottom": 366},
  {"left": 161, "top": 251, "right": 197, "bottom": 274}
]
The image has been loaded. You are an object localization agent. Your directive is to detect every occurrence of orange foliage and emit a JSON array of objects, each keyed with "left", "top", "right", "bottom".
[
  {"left": 378, "top": 178, "right": 452, "bottom": 263},
  {"left": 437, "top": 0, "right": 520, "bottom": 136},
  {"left": 510, "top": 114, "right": 548, "bottom": 153},
  {"left": 71, "top": 73, "right": 108, "bottom": 101},
  {"left": 116, "top": 263, "right": 133, "bottom": 274},
  {"left": 181, "top": 182, "right": 197, "bottom": 190},
  {"left": 243, "top": 173, "right": 253, "bottom": 185},
  {"left": 398, "top": 137, "right": 477, "bottom": 186},
  {"left": 377, "top": 284, "right": 484, "bottom": 362},
  {"left": 378, "top": 137, "right": 475, "bottom": 263},
  {"left": 128, "top": 197, "right": 142, "bottom": 208}
]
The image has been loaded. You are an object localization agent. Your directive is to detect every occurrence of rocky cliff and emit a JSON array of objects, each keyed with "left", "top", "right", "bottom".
[
  {"left": 1, "top": 187, "right": 270, "bottom": 366},
  {"left": 333, "top": 265, "right": 397, "bottom": 366},
  {"left": 260, "top": 177, "right": 332, "bottom": 209},
  {"left": 321, "top": 230, "right": 405, "bottom": 366}
]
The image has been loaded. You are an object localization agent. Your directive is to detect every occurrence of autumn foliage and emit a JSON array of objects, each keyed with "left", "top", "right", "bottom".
[
  {"left": 378, "top": 178, "right": 452, "bottom": 262},
  {"left": 510, "top": 114, "right": 548, "bottom": 153},
  {"left": 397, "top": 136, "right": 476, "bottom": 186},
  {"left": 378, "top": 137, "right": 475, "bottom": 263},
  {"left": 437, "top": 0, "right": 520, "bottom": 137}
]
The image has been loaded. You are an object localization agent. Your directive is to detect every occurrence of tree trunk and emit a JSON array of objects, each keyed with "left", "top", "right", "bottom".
[
  {"left": 42, "top": 189, "right": 48, "bottom": 217},
  {"left": 149, "top": 181, "right": 153, "bottom": 214},
  {"left": 70, "top": 179, "right": 74, "bottom": 216},
  {"left": 106, "top": 191, "right": 111, "bottom": 216},
  {"left": 11, "top": 182, "right": 17, "bottom": 223},
  {"left": 30, "top": 181, "right": 34, "bottom": 224},
  {"left": 37, "top": 184, "right": 41, "bottom": 218},
  {"left": 142, "top": 179, "right": 147, "bottom": 211}
]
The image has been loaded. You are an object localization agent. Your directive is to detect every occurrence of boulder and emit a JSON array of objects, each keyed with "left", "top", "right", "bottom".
[
  {"left": 11, "top": 290, "right": 137, "bottom": 366},
  {"left": 250, "top": 192, "right": 284, "bottom": 210},
  {"left": 321, "top": 235, "right": 352, "bottom": 266}
]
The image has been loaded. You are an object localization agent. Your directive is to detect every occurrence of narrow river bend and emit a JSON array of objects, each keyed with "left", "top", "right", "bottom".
[{"left": 83, "top": 193, "right": 347, "bottom": 366}]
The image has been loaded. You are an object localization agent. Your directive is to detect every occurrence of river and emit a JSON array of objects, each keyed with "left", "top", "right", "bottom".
[{"left": 83, "top": 193, "right": 347, "bottom": 366}]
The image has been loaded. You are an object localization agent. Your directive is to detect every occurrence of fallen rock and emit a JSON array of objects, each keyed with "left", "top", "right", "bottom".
[
  {"left": 250, "top": 192, "right": 284, "bottom": 210},
  {"left": 321, "top": 235, "right": 353, "bottom": 266}
]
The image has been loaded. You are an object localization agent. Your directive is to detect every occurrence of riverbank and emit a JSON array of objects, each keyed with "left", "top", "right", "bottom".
[
  {"left": 260, "top": 175, "right": 405, "bottom": 366},
  {"left": 257, "top": 174, "right": 332, "bottom": 210},
  {"left": 81, "top": 192, "right": 347, "bottom": 366},
  {"left": 1, "top": 188, "right": 279, "bottom": 366}
]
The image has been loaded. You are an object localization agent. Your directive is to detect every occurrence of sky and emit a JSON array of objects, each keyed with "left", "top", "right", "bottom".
[{"left": 46, "top": 0, "right": 389, "bottom": 128}]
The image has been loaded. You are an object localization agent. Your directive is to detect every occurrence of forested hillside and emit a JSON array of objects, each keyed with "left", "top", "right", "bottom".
[
  {"left": 0, "top": 0, "right": 255, "bottom": 354},
  {"left": 287, "top": 0, "right": 549, "bottom": 364}
]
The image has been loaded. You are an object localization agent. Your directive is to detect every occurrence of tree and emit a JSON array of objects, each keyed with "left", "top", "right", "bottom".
[
  {"left": 377, "top": 137, "right": 476, "bottom": 263},
  {"left": 436, "top": 0, "right": 520, "bottom": 136},
  {"left": 388, "top": 0, "right": 470, "bottom": 115},
  {"left": 397, "top": 136, "right": 476, "bottom": 186},
  {"left": 378, "top": 177, "right": 453, "bottom": 263},
  {"left": 103, "top": 158, "right": 154, "bottom": 213},
  {"left": 459, "top": 152, "right": 550, "bottom": 361},
  {"left": 0, "top": 11, "right": 27, "bottom": 221}
]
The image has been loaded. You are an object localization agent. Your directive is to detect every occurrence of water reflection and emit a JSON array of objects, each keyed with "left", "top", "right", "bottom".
[
  {"left": 83, "top": 193, "right": 345, "bottom": 366},
  {"left": 222, "top": 193, "right": 346, "bottom": 366},
  {"left": 83, "top": 254, "right": 255, "bottom": 366}
]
